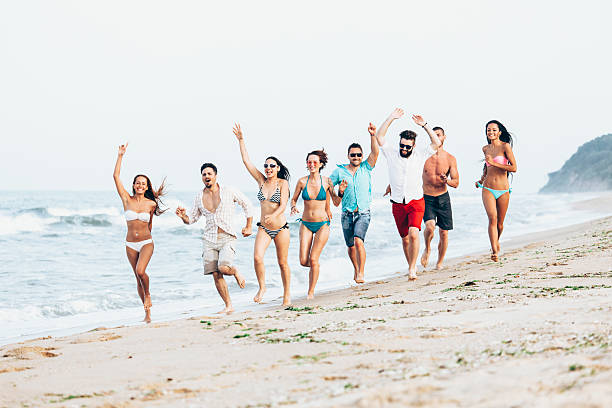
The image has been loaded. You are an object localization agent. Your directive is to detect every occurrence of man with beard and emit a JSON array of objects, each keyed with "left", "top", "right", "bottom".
[
  {"left": 375, "top": 108, "right": 441, "bottom": 280},
  {"left": 176, "top": 163, "right": 253, "bottom": 314}
]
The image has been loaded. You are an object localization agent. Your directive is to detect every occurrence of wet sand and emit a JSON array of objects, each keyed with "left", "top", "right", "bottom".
[{"left": 1, "top": 216, "right": 611, "bottom": 407}]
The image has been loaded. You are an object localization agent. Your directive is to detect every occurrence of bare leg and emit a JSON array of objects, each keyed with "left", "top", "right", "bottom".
[
  {"left": 212, "top": 272, "right": 233, "bottom": 314},
  {"left": 134, "top": 242, "right": 154, "bottom": 323},
  {"left": 347, "top": 245, "right": 359, "bottom": 281},
  {"left": 307, "top": 225, "right": 330, "bottom": 299},
  {"left": 482, "top": 189, "right": 499, "bottom": 261},
  {"left": 253, "top": 229, "right": 273, "bottom": 303},
  {"left": 436, "top": 228, "right": 449, "bottom": 269},
  {"left": 218, "top": 264, "right": 245, "bottom": 289},
  {"left": 273, "top": 228, "right": 291, "bottom": 306},
  {"left": 421, "top": 220, "right": 435, "bottom": 268},
  {"left": 354, "top": 237, "right": 366, "bottom": 283},
  {"left": 407, "top": 227, "right": 420, "bottom": 279},
  {"left": 495, "top": 192, "right": 510, "bottom": 255},
  {"left": 126, "top": 248, "right": 145, "bottom": 304},
  {"left": 299, "top": 224, "right": 314, "bottom": 267}
]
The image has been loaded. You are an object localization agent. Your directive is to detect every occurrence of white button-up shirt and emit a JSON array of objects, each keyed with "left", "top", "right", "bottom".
[
  {"left": 187, "top": 185, "right": 254, "bottom": 243},
  {"left": 381, "top": 139, "right": 436, "bottom": 203}
]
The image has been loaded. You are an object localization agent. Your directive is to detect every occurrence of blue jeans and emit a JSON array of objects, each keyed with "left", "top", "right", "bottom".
[{"left": 341, "top": 210, "right": 371, "bottom": 247}]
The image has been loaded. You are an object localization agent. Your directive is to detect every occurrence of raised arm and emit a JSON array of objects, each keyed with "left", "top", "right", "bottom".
[
  {"left": 366, "top": 122, "right": 379, "bottom": 167},
  {"left": 233, "top": 123, "right": 265, "bottom": 184},
  {"left": 290, "top": 178, "right": 305, "bottom": 215},
  {"left": 411, "top": 115, "right": 441, "bottom": 150},
  {"left": 113, "top": 143, "right": 130, "bottom": 206},
  {"left": 330, "top": 180, "right": 347, "bottom": 207},
  {"left": 375, "top": 108, "right": 404, "bottom": 147}
]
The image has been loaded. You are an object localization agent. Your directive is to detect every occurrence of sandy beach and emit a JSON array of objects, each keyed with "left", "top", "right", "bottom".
[{"left": 1, "top": 214, "right": 611, "bottom": 407}]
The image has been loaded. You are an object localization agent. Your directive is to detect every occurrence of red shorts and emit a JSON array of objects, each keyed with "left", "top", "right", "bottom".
[{"left": 392, "top": 198, "right": 425, "bottom": 237}]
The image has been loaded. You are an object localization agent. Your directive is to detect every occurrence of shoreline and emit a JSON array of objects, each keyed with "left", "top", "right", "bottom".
[{"left": 1, "top": 213, "right": 611, "bottom": 406}]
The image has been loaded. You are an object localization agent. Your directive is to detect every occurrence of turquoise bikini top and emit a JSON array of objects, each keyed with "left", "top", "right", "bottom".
[{"left": 302, "top": 175, "right": 326, "bottom": 201}]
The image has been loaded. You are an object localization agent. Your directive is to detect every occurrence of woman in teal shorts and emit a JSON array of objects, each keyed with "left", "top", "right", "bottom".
[
  {"left": 475, "top": 120, "right": 517, "bottom": 261},
  {"left": 290, "top": 149, "right": 335, "bottom": 299}
]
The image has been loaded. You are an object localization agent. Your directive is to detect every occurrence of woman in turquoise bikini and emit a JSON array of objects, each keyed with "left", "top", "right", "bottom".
[
  {"left": 290, "top": 149, "right": 335, "bottom": 299},
  {"left": 475, "top": 120, "right": 517, "bottom": 261}
]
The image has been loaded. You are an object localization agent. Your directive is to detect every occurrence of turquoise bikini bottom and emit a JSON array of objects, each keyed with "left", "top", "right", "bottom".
[
  {"left": 298, "top": 219, "right": 330, "bottom": 233},
  {"left": 478, "top": 182, "right": 512, "bottom": 200}
]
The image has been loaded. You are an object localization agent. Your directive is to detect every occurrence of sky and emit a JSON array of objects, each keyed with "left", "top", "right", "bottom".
[{"left": 1, "top": 0, "right": 611, "bottom": 194}]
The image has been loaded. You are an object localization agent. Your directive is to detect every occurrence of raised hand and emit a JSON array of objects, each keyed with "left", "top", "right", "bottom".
[
  {"left": 368, "top": 122, "right": 376, "bottom": 136},
  {"left": 338, "top": 179, "right": 348, "bottom": 194},
  {"left": 411, "top": 115, "right": 426, "bottom": 127},
  {"left": 389, "top": 108, "right": 404, "bottom": 120},
  {"left": 232, "top": 123, "right": 244, "bottom": 141},
  {"left": 118, "top": 143, "right": 128, "bottom": 156}
]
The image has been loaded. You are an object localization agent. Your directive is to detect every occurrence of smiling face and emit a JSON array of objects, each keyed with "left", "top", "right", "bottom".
[
  {"left": 306, "top": 154, "right": 322, "bottom": 173},
  {"left": 133, "top": 176, "right": 148, "bottom": 195},
  {"left": 399, "top": 137, "right": 415, "bottom": 158},
  {"left": 486, "top": 122, "right": 500, "bottom": 141},
  {"left": 348, "top": 147, "right": 363, "bottom": 167},
  {"left": 201, "top": 167, "right": 217, "bottom": 188},
  {"left": 264, "top": 158, "right": 279, "bottom": 178}
]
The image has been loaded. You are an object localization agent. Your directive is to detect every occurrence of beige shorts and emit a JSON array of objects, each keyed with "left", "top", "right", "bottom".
[{"left": 203, "top": 231, "right": 236, "bottom": 275}]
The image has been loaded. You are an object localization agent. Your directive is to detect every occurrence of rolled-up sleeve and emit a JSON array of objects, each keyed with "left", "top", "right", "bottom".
[
  {"left": 232, "top": 189, "right": 254, "bottom": 219},
  {"left": 187, "top": 193, "right": 202, "bottom": 224}
]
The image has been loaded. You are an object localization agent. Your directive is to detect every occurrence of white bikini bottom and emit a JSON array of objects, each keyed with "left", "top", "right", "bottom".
[{"left": 125, "top": 239, "right": 153, "bottom": 252}]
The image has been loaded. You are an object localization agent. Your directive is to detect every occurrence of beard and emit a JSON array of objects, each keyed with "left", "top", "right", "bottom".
[{"left": 400, "top": 150, "right": 413, "bottom": 158}]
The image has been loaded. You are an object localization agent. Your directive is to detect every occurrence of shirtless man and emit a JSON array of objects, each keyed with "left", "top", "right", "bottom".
[
  {"left": 176, "top": 163, "right": 254, "bottom": 314},
  {"left": 420, "top": 127, "right": 459, "bottom": 269}
]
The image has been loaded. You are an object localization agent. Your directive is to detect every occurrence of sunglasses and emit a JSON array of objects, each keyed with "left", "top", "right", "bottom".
[
  {"left": 263, "top": 163, "right": 277, "bottom": 168},
  {"left": 349, "top": 153, "right": 363, "bottom": 158},
  {"left": 399, "top": 143, "right": 414, "bottom": 151}
]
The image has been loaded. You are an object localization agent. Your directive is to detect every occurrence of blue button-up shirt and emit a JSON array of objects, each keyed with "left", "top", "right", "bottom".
[{"left": 329, "top": 161, "right": 374, "bottom": 212}]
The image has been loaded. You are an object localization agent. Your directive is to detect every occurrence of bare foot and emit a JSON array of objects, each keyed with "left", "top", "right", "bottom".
[
  {"left": 307, "top": 292, "right": 314, "bottom": 300},
  {"left": 144, "top": 295, "right": 152, "bottom": 310},
  {"left": 491, "top": 253, "right": 499, "bottom": 262},
  {"left": 421, "top": 248, "right": 430, "bottom": 268},
  {"left": 234, "top": 271, "right": 246, "bottom": 289},
  {"left": 254, "top": 287, "right": 266, "bottom": 303},
  {"left": 282, "top": 295, "right": 291, "bottom": 307},
  {"left": 143, "top": 309, "right": 151, "bottom": 323},
  {"left": 435, "top": 263, "right": 444, "bottom": 270},
  {"left": 354, "top": 273, "right": 365, "bottom": 284},
  {"left": 217, "top": 305, "right": 234, "bottom": 314},
  {"left": 408, "top": 269, "right": 418, "bottom": 281}
]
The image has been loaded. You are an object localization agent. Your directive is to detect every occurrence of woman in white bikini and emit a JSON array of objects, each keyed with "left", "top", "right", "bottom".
[
  {"left": 113, "top": 143, "right": 166, "bottom": 322},
  {"left": 475, "top": 120, "right": 517, "bottom": 261},
  {"left": 233, "top": 124, "right": 292, "bottom": 306}
]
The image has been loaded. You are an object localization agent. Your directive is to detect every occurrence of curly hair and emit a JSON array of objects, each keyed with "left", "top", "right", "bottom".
[{"left": 305, "top": 149, "right": 328, "bottom": 170}]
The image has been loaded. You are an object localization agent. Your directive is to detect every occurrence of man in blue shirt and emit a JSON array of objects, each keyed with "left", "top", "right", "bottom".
[{"left": 330, "top": 123, "right": 379, "bottom": 283}]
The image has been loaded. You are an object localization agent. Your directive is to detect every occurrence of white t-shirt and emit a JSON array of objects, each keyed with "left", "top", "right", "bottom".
[{"left": 381, "top": 139, "right": 436, "bottom": 203}]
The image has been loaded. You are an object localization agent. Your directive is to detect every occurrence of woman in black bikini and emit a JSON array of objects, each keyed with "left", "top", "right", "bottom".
[{"left": 233, "top": 124, "right": 292, "bottom": 306}]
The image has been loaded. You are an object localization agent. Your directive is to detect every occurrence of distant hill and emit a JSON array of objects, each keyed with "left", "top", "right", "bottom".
[{"left": 540, "top": 134, "right": 612, "bottom": 193}]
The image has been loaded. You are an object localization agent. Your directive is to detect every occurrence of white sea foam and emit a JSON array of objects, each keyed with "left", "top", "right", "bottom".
[{"left": 0, "top": 213, "right": 58, "bottom": 235}]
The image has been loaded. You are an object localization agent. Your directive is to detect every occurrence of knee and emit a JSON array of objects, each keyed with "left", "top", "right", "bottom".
[
  {"left": 425, "top": 225, "right": 435, "bottom": 235},
  {"left": 354, "top": 238, "right": 364, "bottom": 249},
  {"left": 497, "top": 222, "right": 504, "bottom": 231},
  {"left": 254, "top": 254, "right": 264, "bottom": 265},
  {"left": 488, "top": 214, "right": 498, "bottom": 225},
  {"left": 212, "top": 272, "right": 223, "bottom": 281},
  {"left": 278, "top": 261, "right": 290, "bottom": 271},
  {"left": 135, "top": 266, "right": 147, "bottom": 278},
  {"left": 439, "top": 230, "right": 449, "bottom": 240},
  {"left": 308, "top": 255, "right": 319, "bottom": 267},
  {"left": 218, "top": 264, "right": 230, "bottom": 274},
  {"left": 408, "top": 229, "right": 419, "bottom": 241}
]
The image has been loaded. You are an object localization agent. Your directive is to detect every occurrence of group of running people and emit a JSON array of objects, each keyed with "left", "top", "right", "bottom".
[{"left": 113, "top": 108, "right": 517, "bottom": 322}]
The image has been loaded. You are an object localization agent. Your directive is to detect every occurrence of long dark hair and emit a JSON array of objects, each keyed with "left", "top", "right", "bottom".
[
  {"left": 486, "top": 120, "right": 513, "bottom": 147},
  {"left": 305, "top": 149, "right": 328, "bottom": 170},
  {"left": 266, "top": 156, "right": 290, "bottom": 183},
  {"left": 132, "top": 174, "right": 168, "bottom": 216}
]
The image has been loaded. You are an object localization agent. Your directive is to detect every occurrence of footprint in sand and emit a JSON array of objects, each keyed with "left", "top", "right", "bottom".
[{"left": 2, "top": 346, "right": 59, "bottom": 359}]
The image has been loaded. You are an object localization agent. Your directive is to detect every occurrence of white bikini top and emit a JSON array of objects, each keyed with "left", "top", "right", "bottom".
[{"left": 124, "top": 210, "right": 150, "bottom": 222}]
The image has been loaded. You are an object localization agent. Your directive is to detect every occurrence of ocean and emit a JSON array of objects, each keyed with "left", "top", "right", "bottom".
[{"left": 0, "top": 190, "right": 609, "bottom": 345}]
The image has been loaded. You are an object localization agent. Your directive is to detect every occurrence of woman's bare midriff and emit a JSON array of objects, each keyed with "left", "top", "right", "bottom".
[
  {"left": 259, "top": 201, "right": 287, "bottom": 230},
  {"left": 301, "top": 200, "right": 328, "bottom": 223},
  {"left": 484, "top": 166, "right": 510, "bottom": 190},
  {"left": 125, "top": 220, "right": 152, "bottom": 242}
]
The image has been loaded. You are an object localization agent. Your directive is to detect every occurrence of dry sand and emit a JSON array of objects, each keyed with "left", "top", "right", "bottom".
[{"left": 1, "top": 216, "right": 611, "bottom": 407}]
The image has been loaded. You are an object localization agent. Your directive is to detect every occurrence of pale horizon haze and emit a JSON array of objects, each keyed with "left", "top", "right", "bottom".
[{"left": 1, "top": 1, "right": 610, "bottom": 194}]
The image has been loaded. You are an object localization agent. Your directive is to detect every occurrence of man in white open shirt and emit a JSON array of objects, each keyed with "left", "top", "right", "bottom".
[
  {"left": 176, "top": 163, "right": 254, "bottom": 314},
  {"left": 376, "top": 108, "right": 441, "bottom": 280}
]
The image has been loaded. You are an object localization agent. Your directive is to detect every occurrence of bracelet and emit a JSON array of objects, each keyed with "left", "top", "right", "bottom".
[
  {"left": 421, "top": 122, "right": 427, "bottom": 128},
  {"left": 338, "top": 191, "right": 344, "bottom": 198}
]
